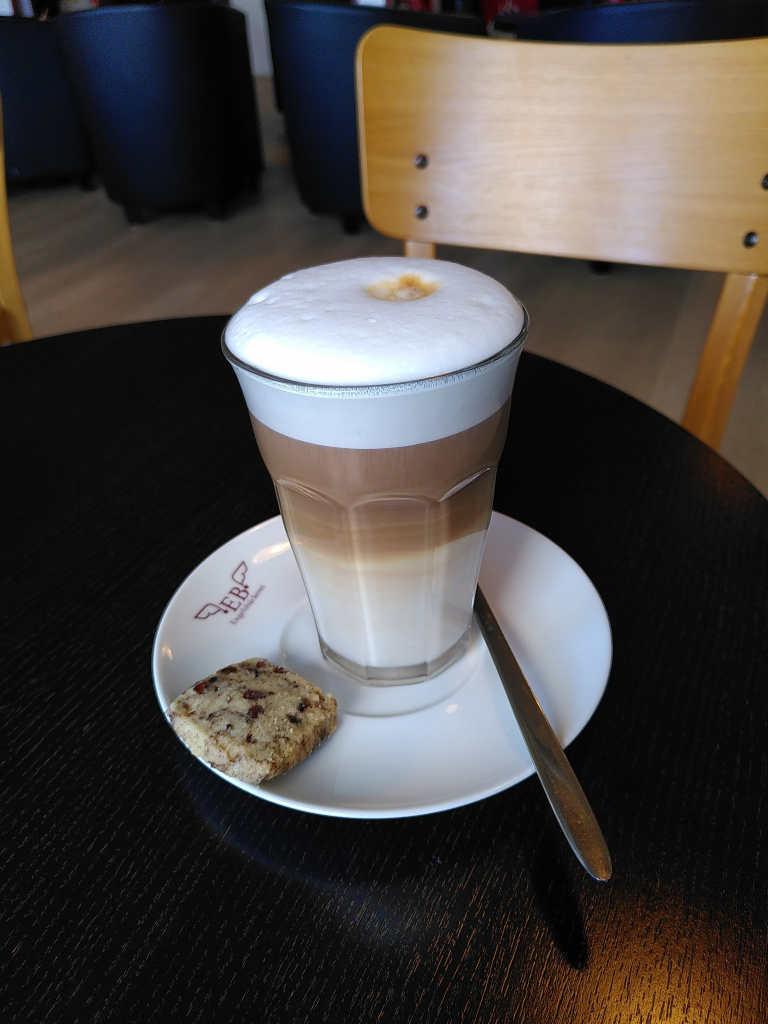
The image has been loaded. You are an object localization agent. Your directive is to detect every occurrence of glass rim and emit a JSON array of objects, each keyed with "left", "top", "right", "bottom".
[{"left": 220, "top": 305, "right": 529, "bottom": 396}]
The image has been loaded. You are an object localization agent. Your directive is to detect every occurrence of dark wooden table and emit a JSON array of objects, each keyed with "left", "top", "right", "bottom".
[{"left": 3, "top": 317, "right": 767, "bottom": 1024}]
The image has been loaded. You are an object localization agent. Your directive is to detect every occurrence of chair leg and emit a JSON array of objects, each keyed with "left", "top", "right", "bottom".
[
  {"left": 206, "top": 195, "right": 229, "bottom": 220},
  {"left": 124, "top": 204, "right": 150, "bottom": 225},
  {"left": 404, "top": 240, "right": 436, "bottom": 258},
  {"left": 0, "top": 307, "right": 15, "bottom": 345},
  {"left": 341, "top": 215, "right": 362, "bottom": 235},
  {"left": 681, "top": 272, "right": 768, "bottom": 450},
  {"left": 0, "top": 161, "right": 33, "bottom": 342}
]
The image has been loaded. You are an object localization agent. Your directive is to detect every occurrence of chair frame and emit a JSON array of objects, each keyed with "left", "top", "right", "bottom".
[
  {"left": 0, "top": 101, "right": 32, "bottom": 345},
  {"left": 356, "top": 27, "right": 768, "bottom": 448}
]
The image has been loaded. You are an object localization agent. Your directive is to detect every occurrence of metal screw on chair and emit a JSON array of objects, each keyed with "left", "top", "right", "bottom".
[
  {"left": 762, "top": 174, "right": 768, "bottom": 189},
  {"left": 743, "top": 231, "right": 759, "bottom": 248},
  {"left": 414, "top": 205, "right": 428, "bottom": 219},
  {"left": 414, "top": 154, "right": 429, "bottom": 169}
]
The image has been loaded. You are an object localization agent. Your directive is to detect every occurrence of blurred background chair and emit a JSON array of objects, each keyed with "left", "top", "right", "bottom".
[
  {"left": 0, "top": 17, "right": 93, "bottom": 190},
  {"left": 265, "top": 0, "right": 486, "bottom": 233},
  {"left": 495, "top": 0, "right": 768, "bottom": 42},
  {"left": 356, "top": 27, "right": 768, "bottom": 449},
  {"left": 58, "top": 3, "right": 263, "bottom": 223},
  {"left": 0, "top": 101, "right": 33, "bottom": 345}
]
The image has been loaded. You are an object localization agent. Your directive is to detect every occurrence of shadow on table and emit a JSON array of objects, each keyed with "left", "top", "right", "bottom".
[{"left": 175, "top": 747, "right": 591, "bottom": 968}]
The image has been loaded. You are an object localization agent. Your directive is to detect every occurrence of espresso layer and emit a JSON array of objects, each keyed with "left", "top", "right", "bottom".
[{"left": 252, "top": 404, "right": 508, "bottom": 544}]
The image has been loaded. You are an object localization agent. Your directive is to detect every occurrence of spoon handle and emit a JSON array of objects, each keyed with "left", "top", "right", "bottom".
[{"left": 474, "top": 585, "right": 612, "bottom": 882}]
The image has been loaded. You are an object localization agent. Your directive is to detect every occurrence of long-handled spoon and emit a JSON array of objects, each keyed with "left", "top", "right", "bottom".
[{"left": 474, "top": 585, "right": 612, "bottom": 881}]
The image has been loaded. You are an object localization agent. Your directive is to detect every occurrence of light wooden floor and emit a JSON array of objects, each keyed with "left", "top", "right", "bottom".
[{"left": 8, "top": 78, "right": 768, "bottom": 497}]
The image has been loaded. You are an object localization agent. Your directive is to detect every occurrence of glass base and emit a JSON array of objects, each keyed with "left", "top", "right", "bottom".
[{"left": 319, "top": 628, "right": 470, "bottom": 686}]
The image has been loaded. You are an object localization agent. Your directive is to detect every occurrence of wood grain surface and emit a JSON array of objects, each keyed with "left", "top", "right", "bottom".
[
  {"left": 2, "top": 319, "right": 767, "bottom": 1023},
  {"left": 357, "top": 29, "right": 768, "bottom": 275}
]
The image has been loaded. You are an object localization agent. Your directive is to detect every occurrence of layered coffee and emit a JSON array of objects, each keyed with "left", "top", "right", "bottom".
[{"left": 223, "top": 258, "right": 527, "bottom": 684}]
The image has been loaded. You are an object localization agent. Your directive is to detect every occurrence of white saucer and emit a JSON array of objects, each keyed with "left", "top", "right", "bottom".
[{"left": 152, "top": 513, "right": 612, "bottom": 819}]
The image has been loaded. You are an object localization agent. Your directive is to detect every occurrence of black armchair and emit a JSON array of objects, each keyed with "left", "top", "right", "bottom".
[
  {"left": 495, "top": 0, "right": 768, "bottom": 43},
  {"left": 59, "top": 4, "right": 263, "bottom": 222},
  {"left": 0, "top": 18, "right": 93, "bottom": 188},
  {"left": 265, "top": 0, "right": 486, "bottom": 232}
]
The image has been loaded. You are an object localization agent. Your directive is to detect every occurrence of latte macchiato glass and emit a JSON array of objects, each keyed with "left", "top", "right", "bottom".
[{"left": 223, "top": 258, "right": 527, "bottom": 685}]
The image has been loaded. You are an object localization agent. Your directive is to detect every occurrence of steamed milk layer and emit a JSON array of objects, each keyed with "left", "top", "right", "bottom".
[{"left": 224, "top": 258, "right": 526, "bottom": 682}]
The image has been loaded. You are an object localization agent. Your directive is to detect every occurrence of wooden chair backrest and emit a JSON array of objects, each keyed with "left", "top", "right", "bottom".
[
  {"left": 356, "top": 28, "right": 768, "bottom": 447},
  {"left": 0, "top": 99, "right": 32, "bottom": 345}
]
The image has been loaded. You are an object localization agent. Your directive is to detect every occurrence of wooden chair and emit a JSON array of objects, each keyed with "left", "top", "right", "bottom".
[
  {"left": 356, "top": 27, "right": 768, "bottom": 449},
  {"left": 0, "top": 99, "right": 32, "bottom": 345}
]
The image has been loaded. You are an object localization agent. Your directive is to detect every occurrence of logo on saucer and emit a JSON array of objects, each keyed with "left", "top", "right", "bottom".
[{"left": 195, "top": 561, "right": 265, "bottom": 626}]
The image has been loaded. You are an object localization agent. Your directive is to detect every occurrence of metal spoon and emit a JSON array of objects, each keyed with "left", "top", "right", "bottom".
[{"left": 474, "top": 585, "right": 612, "bottom": 881}]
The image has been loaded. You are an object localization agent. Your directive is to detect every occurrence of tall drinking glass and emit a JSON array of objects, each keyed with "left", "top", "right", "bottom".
[{"left": 223, "top": 258, "right": 527, "bottom": 685}]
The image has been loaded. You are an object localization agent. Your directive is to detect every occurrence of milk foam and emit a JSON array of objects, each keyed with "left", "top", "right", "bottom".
[
  {"left": 223, "top": 258, "right": 527, "bottom": 449},
  {"left": 225, "top": 257, "right": 525, "bottom": 386}
]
